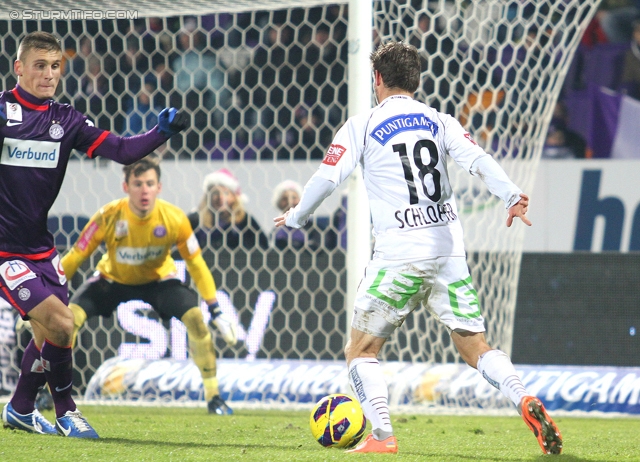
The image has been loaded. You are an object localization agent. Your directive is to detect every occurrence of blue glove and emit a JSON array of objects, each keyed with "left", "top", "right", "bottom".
[
  {"left": 0, "top": 104, "right": 7, "bottom": 128},
  {"left": 157, "top": 107, "right": 189, "bottom": 137}
]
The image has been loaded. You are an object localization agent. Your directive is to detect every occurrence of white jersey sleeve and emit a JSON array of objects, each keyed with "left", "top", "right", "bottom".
[
  {"left": 314, "top": 115, "right": 367, "bottom": 185},
  {"left": 283, "top": 115, "right": 366, "bottom": 228},
  {"left": 285, "top": 175, "right": 337, "bottom": 228},
  {"left": 440, "top": 113, "right": 522, "bottom": 209}
]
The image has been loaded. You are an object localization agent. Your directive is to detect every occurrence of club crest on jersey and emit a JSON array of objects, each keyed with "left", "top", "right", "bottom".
[
  {"left": 464, "top": 132, "right": 477, "bottom": 145},
  {"left": 322, "top": 144, "right": 346, "bottom": 166},
  {"left": 49, "top": 122, "right": 64, "bottom": 140},
  {"left": 0, "top": 260, "right": 37, "bottom": 291},
  {"left": 153, "top": 225, "right": 167, "bottom": 238},
  {"left": 370, "top": 113, "right": 439, "bottom": 145},
  {"left": 115, "top": 220, "right": 129, "bottom": 239},
  {"left": 6, "top": 102, "right": 22, "bottom": 122},
  {"left": 18, "top": 288, "right": 31, "bottom": 301}
]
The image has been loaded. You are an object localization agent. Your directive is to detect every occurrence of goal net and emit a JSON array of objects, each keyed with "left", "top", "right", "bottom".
[{"left": 0, "top": 0, "right": 599, "bottom": 407}]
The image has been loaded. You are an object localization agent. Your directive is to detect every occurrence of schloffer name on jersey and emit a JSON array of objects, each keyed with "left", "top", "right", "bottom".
[{"left": 395, "top": 202, "right": 457, "bottom": 229}]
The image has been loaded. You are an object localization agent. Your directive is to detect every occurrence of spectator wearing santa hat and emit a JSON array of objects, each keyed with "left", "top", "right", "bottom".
[{"left": 188, "top": 168, "right": 268, "bottom": 250}]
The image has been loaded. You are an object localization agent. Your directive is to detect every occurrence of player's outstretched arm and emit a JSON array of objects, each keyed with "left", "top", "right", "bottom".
[
  {"left": 506, "top": 193, "right": 532, "bottom": 227},
  {"left": 81, "top": 108, "right": 190, "bottom": 165}
]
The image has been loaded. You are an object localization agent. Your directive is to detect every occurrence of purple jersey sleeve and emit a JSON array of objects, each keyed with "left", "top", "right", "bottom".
[{"left": 74, "top": 117, "right": 170, "bottom": 163}]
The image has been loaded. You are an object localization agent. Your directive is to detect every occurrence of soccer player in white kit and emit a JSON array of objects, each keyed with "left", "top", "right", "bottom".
[{"left": 274, "top": 42, "right": 562, "bottom": 455}]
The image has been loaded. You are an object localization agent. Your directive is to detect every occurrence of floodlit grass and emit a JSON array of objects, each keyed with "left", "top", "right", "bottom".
[{"left": 1, "top": 406, "right": 639, "bottom": 461}]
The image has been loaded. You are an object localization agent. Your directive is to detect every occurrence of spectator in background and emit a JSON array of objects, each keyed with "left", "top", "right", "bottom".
[
  {"left": 620, "top": 19, "right": 640, "bottom": 99},
  {"left": 541, "top": 101, "right": 587, "bottom": 159},
  {"left": 64, "top": 36, "right": 93, "bottom": 97},
  {"left": 170, "top": 18, "right": 220, "bottom": 112},
  {"left": 542, "top": 125, "right": 578, "bottom": 159},
  {"left": 581, "top": 10, "right": 610, "bottom": 48},
  {"left": 125, "top": 82, "right": 162, "bottom": 135},
  {"left": 271, "top": 180, "right": 322, "bottom": 250},
  {"left": 598, "top": 0, "right": 640, "bottom": 44},
  {"left": 189, "top": 169, "right": 268, "bottom": 250}
]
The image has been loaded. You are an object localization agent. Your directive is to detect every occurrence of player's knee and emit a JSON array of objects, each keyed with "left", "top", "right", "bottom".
[
  {"left": 49, "top": 308, "right": 75, "bottom": 344},
  {"left": 344, "top": 340, "right": 371, "bottom": 365},
  {"left": 181, "top": 307, "right": 208, "bottom": 339}
]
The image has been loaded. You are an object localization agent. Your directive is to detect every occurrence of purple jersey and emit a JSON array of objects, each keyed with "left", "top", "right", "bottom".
[{"left": 0, "top": 85, "right": 169, "bottom": 258}]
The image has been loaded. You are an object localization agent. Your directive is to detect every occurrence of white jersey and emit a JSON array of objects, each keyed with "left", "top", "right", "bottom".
[{"left": 289, "top": 94, "right": 523, "bottom": 260}]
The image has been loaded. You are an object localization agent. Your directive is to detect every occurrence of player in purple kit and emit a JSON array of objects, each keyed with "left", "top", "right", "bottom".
[{"left": 0, "top": 32, "right": 189, "bottom": 438}]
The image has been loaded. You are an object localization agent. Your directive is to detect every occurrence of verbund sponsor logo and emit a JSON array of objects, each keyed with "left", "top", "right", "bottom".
[
  {"left": 116, "top": 246, "right": 166, "bottom": 265},
  {"left": 1, "top": 138, "right": 60, "bottom": 168}
]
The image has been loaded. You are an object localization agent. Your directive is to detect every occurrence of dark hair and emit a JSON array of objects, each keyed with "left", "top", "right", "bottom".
[
  {"left": 123, "top": 156, "right": 161, "bottom": 183},
  {"left": 17, "top": 32, "right": 62, "bottom": 60},
  {"left": 370, "top": 42, "right": 420, "bottom": 93}
]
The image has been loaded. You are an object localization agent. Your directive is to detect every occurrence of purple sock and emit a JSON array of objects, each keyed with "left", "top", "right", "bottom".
[
  {"left": 41, "top": 340, "right": 76, "bottom": 418},
  {"left": 10, "top": 340, "right": 47, "bottom": 415}
]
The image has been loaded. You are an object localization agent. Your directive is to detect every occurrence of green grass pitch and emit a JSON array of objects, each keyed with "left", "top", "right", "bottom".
[{"left": 1, "top": 406, "right": 639, "bottom": 461}]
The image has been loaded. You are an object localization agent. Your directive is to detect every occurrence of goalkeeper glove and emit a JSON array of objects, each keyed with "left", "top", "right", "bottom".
[
  {"left": 208, "top": 301, "right": 238, "bottom": 347},
  {"left": 157, "top": 108, "right": 189, "bottom": 137},
  {"left": 0, "top": 104, "right": 7, "bottom": 128}
]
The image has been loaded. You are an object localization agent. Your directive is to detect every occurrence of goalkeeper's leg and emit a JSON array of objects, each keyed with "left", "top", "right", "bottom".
[{"left": 181, "top": 307, "right": 232, "bottom": 415}]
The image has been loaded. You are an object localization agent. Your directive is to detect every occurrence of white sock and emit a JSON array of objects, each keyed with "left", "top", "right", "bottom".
[
  {"left": 348, "top": 357, "right": 393, "bottom": 440},
  {"left": 476, "top": 349, "right": 528, "bottom": 408}
]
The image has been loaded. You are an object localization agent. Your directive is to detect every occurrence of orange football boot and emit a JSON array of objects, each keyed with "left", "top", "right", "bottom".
[
  {"left": 520, "top": 396, "right": 563, "bottom": 455},
  {"left": 345, "top": 434, "right": 398, "bottom": 454}
]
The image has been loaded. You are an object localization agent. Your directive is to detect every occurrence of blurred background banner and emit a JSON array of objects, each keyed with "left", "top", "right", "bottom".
[{"left": 84, "top": 357, "right": 640, "bottom": 415}]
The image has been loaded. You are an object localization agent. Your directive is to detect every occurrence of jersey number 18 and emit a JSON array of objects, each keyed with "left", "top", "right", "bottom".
[{"left": 393, "top": 139, "right": 441, "bottom": 204}]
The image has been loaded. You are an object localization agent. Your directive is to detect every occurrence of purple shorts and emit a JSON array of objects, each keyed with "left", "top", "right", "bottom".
[{"left": 0, "top": 252, "right": 68, "bottom": 319}]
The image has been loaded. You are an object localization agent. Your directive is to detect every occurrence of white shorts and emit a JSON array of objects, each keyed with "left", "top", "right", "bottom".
[{"left": 352, "top": 256, "right": 486, "bottom": 338}]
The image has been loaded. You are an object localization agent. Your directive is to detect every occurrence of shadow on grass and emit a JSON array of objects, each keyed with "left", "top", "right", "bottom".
[
  {"left": 397, "top": 450, "right": 605, "bottom": 461},
  {"left": 98, "top": 437, "right": 310, "bottom": 452}
]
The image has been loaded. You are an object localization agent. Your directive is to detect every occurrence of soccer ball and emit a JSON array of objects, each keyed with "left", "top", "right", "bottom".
[{"left": 309, "top": 393, "right": 367, "bottom": 448}]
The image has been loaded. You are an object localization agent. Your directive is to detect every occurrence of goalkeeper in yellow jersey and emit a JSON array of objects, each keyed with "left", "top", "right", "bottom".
[{"left": 61, "top": 156, "right": 237, "bottom": 415}]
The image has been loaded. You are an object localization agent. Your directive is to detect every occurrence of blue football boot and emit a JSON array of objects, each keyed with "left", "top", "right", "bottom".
[
  {"left": 2, "top": 402, "right": 57, "bottom": 435},
  {"left": 55, "top": 410, "right": 99, "bottom": 438}
]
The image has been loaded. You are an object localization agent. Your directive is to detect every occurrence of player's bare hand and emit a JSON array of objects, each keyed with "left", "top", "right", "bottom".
[
  {"left": 273, "top": 209, "right": 291, "bottom": 228},
  {"left": 506, "top": 193, "right": 532, "bottom": 227}
]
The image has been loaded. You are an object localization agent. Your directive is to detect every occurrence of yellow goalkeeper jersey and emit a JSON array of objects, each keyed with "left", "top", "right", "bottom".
[{"left": 61, "top": 198, "right": 216, "bottom": 301}]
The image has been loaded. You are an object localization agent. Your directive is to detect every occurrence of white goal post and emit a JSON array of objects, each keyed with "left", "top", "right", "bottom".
[{"left": 0, "top": 0, "right": 600, "bottom": 401}]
